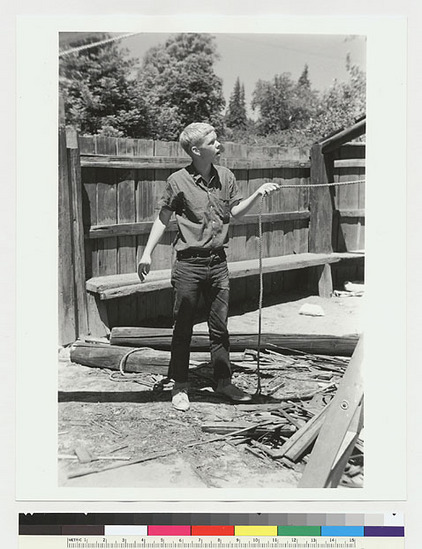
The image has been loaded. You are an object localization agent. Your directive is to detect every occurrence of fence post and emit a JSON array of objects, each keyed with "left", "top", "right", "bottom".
[
  {"left": 66, "top": 127, "right": 89, "bottom": 337},
  {"left": 309, "top": 143, "right": 335, "bottom": 253},
  {"left": 59, "top": 101, "right": 77, "bottom": 344},
  {"left": 308, "top": 144, "right": 335, "bottom": 297}
]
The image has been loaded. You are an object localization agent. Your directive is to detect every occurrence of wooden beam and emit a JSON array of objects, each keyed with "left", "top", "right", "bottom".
[
  {"left": 66, "top": 127, "right": 89, "bottom": 337},
  {"left": 109, "top": 327, "right": 359, "bottom": 356},
  {"left": 298, "top": 335, "right": 364, "bottom": 487},
  {"left": 58, "top": 126, "right": 77, "bottom": 344},
  {"left": 86, "top": 253, "right": 347, "bottom": 300},
  {"left": 320, "top": 118, "right": 366, "bottom": 153},
  {"left": 80, "top": 155, "right": 189, "bottom": 170},
  {"left": 86, "top": 211, "right": 311, "bottom": 239},
  {"left": 85, "top": 252, "right": 363, "bottom": 300},
  {"left": 326, "top": 402, "right": 364, "bottom": 487},
  {"left": 81, "top": 155, "right": 310, "bottom": 171}
]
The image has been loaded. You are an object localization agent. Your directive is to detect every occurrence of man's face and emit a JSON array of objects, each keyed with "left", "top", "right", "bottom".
[{"left": 195, "top": 131, "right": 221, "bottom": 162}]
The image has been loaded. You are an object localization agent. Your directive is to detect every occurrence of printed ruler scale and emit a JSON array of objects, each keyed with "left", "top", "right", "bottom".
[{"left": 19, "top": 536, "right": 405, "bottom": 549}]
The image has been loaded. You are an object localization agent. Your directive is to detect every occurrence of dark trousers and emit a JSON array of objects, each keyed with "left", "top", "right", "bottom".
[{"left": 169, "top": 255, "right": 231, "bottom": 383}]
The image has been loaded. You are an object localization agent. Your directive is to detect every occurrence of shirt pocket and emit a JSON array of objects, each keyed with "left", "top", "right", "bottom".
[{"left": 220, "top": 199, "right": 231, "bottom": 224}]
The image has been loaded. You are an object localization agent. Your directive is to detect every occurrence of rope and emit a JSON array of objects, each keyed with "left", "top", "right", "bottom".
[
  {"left": 59, "top": 32, "right": 143, "bottom": 58},
  {"left": 255, "top": 196, "right": 264, "bottom": 395},
  {"left": 107, "top": 348, "right": 156, "bottom": 388},
  {"left": 277, "top": 178, "right": 365, "bottom": 189},
  {"left": 254, "top": 176, "right": 364, "bottom": 395}
]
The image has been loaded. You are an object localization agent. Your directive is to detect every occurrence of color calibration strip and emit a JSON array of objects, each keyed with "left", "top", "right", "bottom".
[{"left": 19, "top": 514, "right": 404, "bottom": 538}]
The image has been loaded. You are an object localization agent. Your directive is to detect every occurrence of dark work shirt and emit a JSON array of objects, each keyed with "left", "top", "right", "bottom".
[{"left": 157, "top": 163, "right": 243, "bottom": 252}]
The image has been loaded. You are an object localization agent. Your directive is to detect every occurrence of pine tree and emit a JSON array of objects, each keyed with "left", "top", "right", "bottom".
[
  {"left": 298, "top": 64, "right": 311, "bottom": 88},
  {"left": 225, "top": 77, "right": 248, "bottom": 130}
]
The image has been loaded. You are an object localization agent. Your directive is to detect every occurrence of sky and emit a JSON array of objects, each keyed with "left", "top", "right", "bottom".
[{"left": 60, "top": 32, "right": 366, "bottom": 115}]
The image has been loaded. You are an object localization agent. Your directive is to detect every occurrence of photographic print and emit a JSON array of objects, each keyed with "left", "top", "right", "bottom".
[
  {"left": 58, "top": 31, "right": 366, "bottom": 489},
  {"left": 16, "top": 15, "right": 407, "bottom": 501}
]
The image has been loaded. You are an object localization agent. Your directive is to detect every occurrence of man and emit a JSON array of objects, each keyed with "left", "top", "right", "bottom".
[{"left": 138, "top": 122, "right": 279, "bottom": 411}]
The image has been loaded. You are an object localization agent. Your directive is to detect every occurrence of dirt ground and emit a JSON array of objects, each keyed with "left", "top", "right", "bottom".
[{"left": 58, "top": 292, "right": 363, "bottom": 489}]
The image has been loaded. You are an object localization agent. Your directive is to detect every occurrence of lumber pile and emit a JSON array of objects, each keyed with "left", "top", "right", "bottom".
[{"left": 202, "top": 397, "right": 363, "bottom": 485}]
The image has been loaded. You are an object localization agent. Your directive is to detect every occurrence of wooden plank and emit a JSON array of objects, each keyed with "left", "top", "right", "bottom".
[
  {"left": 116, "top": 169, "right": 137, "bottom": 323},
  {"left": 309, "top": 145, "right": 334, "bottom": 254},
  {"left": 116, "top": 137, "right": 135, "bottom": 156},
  {"left": 86, "top": 212, "right": 310, "bottom": 239},
  {"left": 134, "top": 139, "right": 154, "bottom": 156},
  {"left": 110, "top": 327, "right": 359, "bottom": 356},
  {"left": 58, "top": 126, "right": 77, "bottom": 344},
  {"left": 95, "top": 136, "right": 117, "bottom": 155},
  {"left": 228, "top": 168, "right": 248, "bottom": 263},
  {"left": 86, "top": 253, "right": 362, "bottom": 299},
  {"left": 81, "top": 155, "right": 310, "bottom": 170},
  {"left": 298, "top": 336, "right": 364, "bottom": 487},
  {"left": 332, "top": 143, "right": 365, "bottom": 161},
  {"left": 117, "top": 170, "right": 136, "bottom": 273},
  {"left": 152, "top": 166, "right": 175, "bottom": 270},
  {"left": 66, "top": 128, "right": 89, "bottom": 337},
  {"left": 79, "top": 135, "right": 96, "bottom": 154},
  {"left": 336, "top": 168, "right": 361, "bottom": 252},
  {"left": 81, "top": 166, "right": 99, "bottom": 277},
  {"left": 135, "top": 168, "right": 156, "bottom": 223},
  {"left": 281, "top": 405, "right": 331, "bottom": 461},
  {"left": 96, "top": 168, "right": 117, "bottom": 276},
  {"left": 326, "top": 402, "right": 363, "bottom": 487}
]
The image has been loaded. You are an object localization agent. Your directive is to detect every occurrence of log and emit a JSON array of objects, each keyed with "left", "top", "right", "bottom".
[
  {"left": 69, "top": 341, "right": 246, "bottom": 373},
  {"left": 70, "top": 341, "right": 171, "bottom": 374},
  {"left": 110, "top": 327, "right": 359, "bottom": 357}
]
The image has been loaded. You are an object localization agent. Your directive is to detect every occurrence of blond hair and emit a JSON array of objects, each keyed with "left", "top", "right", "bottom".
[{"left": 179, "top": 122, "right": 215, "bottom": 155}]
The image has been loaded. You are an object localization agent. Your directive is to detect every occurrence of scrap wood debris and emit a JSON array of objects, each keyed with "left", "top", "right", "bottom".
[{"left": 62, "top": 338, "right": 363, "bottom": 486}]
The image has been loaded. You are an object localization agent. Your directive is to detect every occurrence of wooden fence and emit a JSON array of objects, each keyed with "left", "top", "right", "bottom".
[{"left": 59, "top": 132, "right": 365, "bottom": 345}]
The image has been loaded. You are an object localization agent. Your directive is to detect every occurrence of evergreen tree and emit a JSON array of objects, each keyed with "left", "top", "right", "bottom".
[
  {"left": 298, "top": 64, "right": 311, "bottom": 88},
  {"left": 225, "top": 77, "right": 247, "bottom": 130}
]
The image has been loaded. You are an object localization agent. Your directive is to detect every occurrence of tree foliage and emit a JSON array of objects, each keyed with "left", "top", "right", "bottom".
[
  {"left": 137, "top": 33, "right": 226, "bottom": 140},
  {"left": 60, "top": 34, "right": 365, "bottom": 149},
  {"left": 59, "top": 35, "right": 150, "bottom": 137},
  {"left": 248, "top": 59, "right": 365, "bottom": 147},
  {"left": 251, "top": 68, "right": 319, "bottom": 135},
  {"left": 307, "top": 55, "right": 366, "bottom": 139},
  {"left": 225, "top": 77, "right": 248, "bottom": 130}
]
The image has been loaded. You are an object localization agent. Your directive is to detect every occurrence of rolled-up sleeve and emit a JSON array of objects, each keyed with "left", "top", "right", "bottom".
[{"left": 156, "top": 179, "right": 180, "bottom": 213}]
